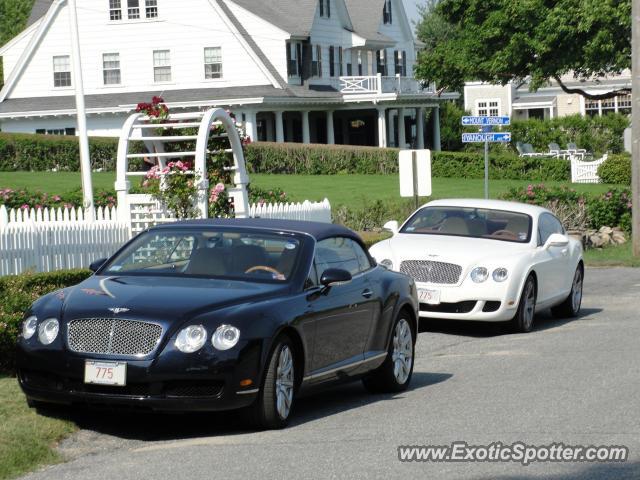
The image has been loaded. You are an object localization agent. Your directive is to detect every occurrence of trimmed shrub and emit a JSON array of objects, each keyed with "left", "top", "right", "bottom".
[
  {"left": 597, "top": 154, "right": 631, "bottom": 185},
  {"left": 510, "top": 114, "right": 629, "bottom": 156},
  {"left": 0, "top": 270, "right": 92, "bottom": 373},
  {"left": 245, "top": 142, "right": 570, "bottom": 181}
]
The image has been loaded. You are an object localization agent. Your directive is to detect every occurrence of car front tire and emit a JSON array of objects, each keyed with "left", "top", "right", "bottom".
[
  {"left": 245, "top": 336, "right": 296, "bottom": 430},
  {"left": 512, "top": 275, "right": 537, "bottom": 333},
  {"left": 363, "top": 313, "right": 415, "bottom": 393},
  {"left": 551, "top": 264, "right": 584, "bottom": 319}
]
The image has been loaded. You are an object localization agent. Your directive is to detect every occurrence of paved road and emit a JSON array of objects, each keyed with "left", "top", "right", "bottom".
[{"left": 22, "top": 268, "right": 640, "bottom": 480}]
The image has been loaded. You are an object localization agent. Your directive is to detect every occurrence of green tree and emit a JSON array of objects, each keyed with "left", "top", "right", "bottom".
[
  {"left": 0, "top": 0, "right": 34, "bottom": 88},
  {"left": 415, "top": 0, "right": 631, "bottom": 100}
]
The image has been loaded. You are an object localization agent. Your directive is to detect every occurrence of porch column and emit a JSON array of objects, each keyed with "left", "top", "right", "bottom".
[
  {"left": 397, "top": 107, "right": 407, "bottom": 149},
  {"left": 432, "top": 105, "right": 441, "bottom": 151},
  {"left": 377, "top": 107, "right": 387, "bottom": 148},
  {"left": 302, "top": 111, "right": 311, "bottom": 144},
  {"left": 245, "top": 111, "right": 258, "bottom": 143},
  {"left": 275, "top": 111, "right": 285, "bottom": 143},
  {"left": 387, "top": 110, "right": 398, "bottom": 147},
  {"left": 416, "top": 107, "right": 425, "bottom": 149},
  {"left": 326, "top": 110, "right": 335, "bottom": 145}
]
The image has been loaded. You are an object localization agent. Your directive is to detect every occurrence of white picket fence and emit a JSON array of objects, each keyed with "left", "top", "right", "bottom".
[
  {"left": 0, "top": 199, "right": 332, "bottom": 276},
  {"left": 0, "top": 206, "right": 129, "bottom": 276},
  {"left": 571, "top": 154, "right": 607, "bottom": 184}
]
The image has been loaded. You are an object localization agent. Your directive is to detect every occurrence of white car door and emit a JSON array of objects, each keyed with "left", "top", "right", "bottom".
[{"left": 533, "top": 214, "right": 571, "bottom": 304}]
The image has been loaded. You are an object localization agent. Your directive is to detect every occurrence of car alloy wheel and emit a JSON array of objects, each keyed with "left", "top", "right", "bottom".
[
  {"left": 522, "top": 280, "right": 536, "bottom": 330},
  {"left": 275, "top": 345, "right": 294, "bottom": 420},
  {"left": 392, "top": 318, "right": 413, "bottom": 385}
]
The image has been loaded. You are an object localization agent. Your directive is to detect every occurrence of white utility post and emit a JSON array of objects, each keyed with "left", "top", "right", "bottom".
[
  {"left": 68, "top": 0, "right": 95, "bottom": 220},
  {"left": 632, "top": 0, "right": 640, "bottom": 256}
]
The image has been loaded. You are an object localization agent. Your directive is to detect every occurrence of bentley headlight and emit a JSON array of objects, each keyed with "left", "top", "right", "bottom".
[
  {"left": 212, "top": 325, "right": 240, "bottom": 351},
  {"left": 470, "top": 267, "right": 489, "bottom": 283},
  {"left": 22, "top": 316, "right": 38, "bottom": 340},
  {"left": 492, "top": 268, "right": 509, "bottom": 282},
  {"left": 379, "top": 259, "right": 394, "bottom": 270},
  {"left": 175, "top": 325, "right": 207, "bottom": 353},
  {"left": 38, "top": 318, "right": 59, "bottom": 345}
]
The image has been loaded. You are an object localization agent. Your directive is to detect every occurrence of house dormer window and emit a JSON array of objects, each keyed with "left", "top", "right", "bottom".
[
  {"left": 383, "top": 0, "right": 392, "bottom": 24},
  {"left": 286, "top": 41, "right": 302, "bottom": 77},
  {"left": 53, "top": 56, "right": 72, "bottom": 88},
  {"left": 109, "top": 0, "right": 158, "bottom": 20},
  {"left": 319, "top": 0, "right": 330, "bottom": 18}
]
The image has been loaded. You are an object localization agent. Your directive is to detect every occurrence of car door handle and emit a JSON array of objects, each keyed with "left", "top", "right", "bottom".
[
  {"left": 561, "top": 248, "right": 568, "bottom": 256},
  {"left": 361, "top": 289, "right": 374, "bottom": 299}
]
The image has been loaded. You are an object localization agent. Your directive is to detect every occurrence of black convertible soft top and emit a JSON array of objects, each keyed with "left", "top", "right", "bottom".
[{"left": 152, "top": 218, "right": 363, "bottom": 243}]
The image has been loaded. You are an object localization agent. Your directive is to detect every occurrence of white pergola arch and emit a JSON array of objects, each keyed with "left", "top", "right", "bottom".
[{"left": 115, "top": 108, "right": 250, "bottom": 226}]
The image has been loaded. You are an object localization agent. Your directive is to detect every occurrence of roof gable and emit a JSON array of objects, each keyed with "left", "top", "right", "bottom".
[{"left": 228, "top": 0, "right": 319, "bottom": 37}]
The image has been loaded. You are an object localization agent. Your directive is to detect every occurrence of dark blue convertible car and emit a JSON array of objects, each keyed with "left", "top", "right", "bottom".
[{"left": 17, "top": 219, "right": 418, "bottom": 429}]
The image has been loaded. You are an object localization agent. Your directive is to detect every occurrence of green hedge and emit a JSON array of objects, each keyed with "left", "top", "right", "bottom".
[
  {"left": 0, "top": 132, "right": 120, "bottom": 172},
  {"left": 510, "top": 114, "right": 629, "bottom": 155},
  {"left": 245, "top": 142, "right": 570, "bottom": 181},
  {"left": 0, "top": 270, "right": 91, "bottom": 373},
  {"left": 598, "top": 153, "right": 631, "bottom": 185}
]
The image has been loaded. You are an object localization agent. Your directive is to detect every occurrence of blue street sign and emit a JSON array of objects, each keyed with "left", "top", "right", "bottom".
[
  {"left": 461, "top": 116, "right": 510, "bottom": 126},
  {"left": 462, "top": 132, "right": 512, "bottom": 143}
]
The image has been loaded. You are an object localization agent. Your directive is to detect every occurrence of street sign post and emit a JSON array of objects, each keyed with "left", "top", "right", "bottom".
[
  {"left": 399, "top": 150, "right": 432, "bottom": 209},
  {"left": 461, "top": 116, "right": 511, "bottom": 199}
]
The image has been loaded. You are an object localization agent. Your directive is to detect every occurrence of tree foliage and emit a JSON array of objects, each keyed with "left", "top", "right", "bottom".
[
  {"left": 0, "top": 0, "right": 34, "bottom": 87},
  {"left": 415, "top": 0, "right": 631, "bottom": 100}
]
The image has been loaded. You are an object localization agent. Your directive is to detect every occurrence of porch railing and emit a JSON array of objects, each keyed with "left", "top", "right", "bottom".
[{"left": 338, "top": 74, "right": 434, "bottom": 95}]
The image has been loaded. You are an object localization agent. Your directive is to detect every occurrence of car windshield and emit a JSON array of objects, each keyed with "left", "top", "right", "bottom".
[
  {"left": 101, "top": 228, "right": 304, "bottom": 282},
  {"left": 400, "top": 206, "right": 532, "bottom": 243}
]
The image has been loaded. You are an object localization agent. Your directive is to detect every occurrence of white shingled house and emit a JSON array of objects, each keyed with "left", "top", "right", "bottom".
[{"left": 0, "top": 0, "right": 454, "bottom": 149}]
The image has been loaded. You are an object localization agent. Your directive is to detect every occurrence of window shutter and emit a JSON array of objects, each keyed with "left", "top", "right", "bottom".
[
  {"left": 402, "top": 50, "right": 407, "bottom": 76},
  {"left": 327, "top": 0, "right": 330, "bottom": 17},
  {"left": 329, "top": 46, "right": 335, "bottom": 77},
  {"left": 286, "top": 42, "right": 292, "bottom": 76},
  {"left": 388, "top": 0, "right": 392, "bottom": 23}
]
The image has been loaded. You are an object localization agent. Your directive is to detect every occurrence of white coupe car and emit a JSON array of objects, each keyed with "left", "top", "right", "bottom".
[{"left": 370, "top": 199, "right": 584, "bottom": 332}]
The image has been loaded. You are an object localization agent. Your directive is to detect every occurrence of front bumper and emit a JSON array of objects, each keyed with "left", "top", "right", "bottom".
[
  {"left": 416, "top": 282, "right": 518, "bottom": 322},
  {"left": 16, "top": 341, "right": 263, "bottom": 412}
]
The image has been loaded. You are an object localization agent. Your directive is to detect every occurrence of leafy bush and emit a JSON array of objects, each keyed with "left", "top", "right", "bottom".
[
  {"left": 0, "top": 270, "right": 92, "bottom": 373},
  {"left": 0, "top": 187, "right": 117, "bottom": 210},
  {"left": 597, "top": 154, "right": 631, "bottom": 185},
  {"left": 510, "top": 114, "right": 629, "bottom": 155},
  {"left": 0, "top": 132, "right": 121, "bottom": 172},
  {"left": 501, "top": 184, "right": 633, "bottom": 233},
  {"left": 246, "top": 143, "right": 570, "bottom": 181},
  {"left": 333, "top": 198, "right": 418, "bottom": 232}
]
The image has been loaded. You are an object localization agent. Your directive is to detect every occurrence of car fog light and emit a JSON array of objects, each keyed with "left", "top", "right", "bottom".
[
  {"left": 38, "top": 318, "right": 59, "bottom": 345},
  {"left": 379, "top": 259, "right": 394, "bottom": 269},
  {"left": 22, "top": 316, "right": 38, "bottom": 340},
  {"left": 212, "top": 325, "right": 240, "bottom": 351},
  {"left": 175, "top": 325, "right": 207, "bottom": 353},
  {"left": 471, "top": 267, "right": 489, "bottom": 283},
  {"left": 492, "top": 268, "right": 509, "bottom": 282}
]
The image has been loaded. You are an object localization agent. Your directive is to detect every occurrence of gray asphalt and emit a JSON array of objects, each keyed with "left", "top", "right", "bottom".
[{"left": 22, "top": 268, "right": 640, "bottom": 480}]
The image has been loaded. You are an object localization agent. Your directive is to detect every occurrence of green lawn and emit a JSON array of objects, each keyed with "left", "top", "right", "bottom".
[
  {"left": 0, "top": 171, "right": 619, "bottom": 208},
  {"left": 0, "top": 376, "right": 75, "bottom": 480},
  {"left": 584, "top": 243, "right": 640, "bottom": 268}
]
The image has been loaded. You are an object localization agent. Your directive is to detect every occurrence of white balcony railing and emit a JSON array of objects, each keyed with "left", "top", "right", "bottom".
[{"left": 338, "top": 74, "right": 434, "bottom": 95}]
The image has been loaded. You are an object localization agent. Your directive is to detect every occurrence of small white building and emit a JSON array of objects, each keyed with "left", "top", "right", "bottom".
[
  {"left": 0, "top": 0, "right": 455, "bottom": 149},
  {"left": 464, "top": 72, "right": 632, "bottom": 121}
]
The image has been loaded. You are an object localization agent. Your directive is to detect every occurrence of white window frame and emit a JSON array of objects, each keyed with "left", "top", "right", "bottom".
[
  {"left": 153, "top": 49, "right": 172, "bottom": 83},
  {"left": 475, "top": 98, "right": 501, "bottom": 117},
  {"left": 312, "top": 45, "right": 323, "bottom": 78},
  {"left": 109, "top": 0, "right": 122, "bottom": 20},
  {"left": 145, "top": 0, "right": 158, "bottom": 18},
  {"left": 102, "top": 52, "right": 122, "bottom": 85},
  {"left": 319, "top": 0, "right": 330, "bottom": 18},
  {"left": 204, "top": 47, "right": 223, "bottom": 80},
  {"left": 53, "top": 55, "right": 72, "bottom": 88},
  {"left": 127, "top": 0, "right": 140, "bottom": 19}
]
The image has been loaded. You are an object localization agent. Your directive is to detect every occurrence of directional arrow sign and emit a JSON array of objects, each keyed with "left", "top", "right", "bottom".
[
  {"left": 461, "top": 116, "right": 510, "bottom": 126},
  {"left": 462, "top": 132, "right": 512, "bottom": 143}
]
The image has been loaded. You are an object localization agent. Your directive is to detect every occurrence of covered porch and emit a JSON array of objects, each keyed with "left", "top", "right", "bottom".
[{"left": 239, "top": 103, "right": 442, "bottom": 150}]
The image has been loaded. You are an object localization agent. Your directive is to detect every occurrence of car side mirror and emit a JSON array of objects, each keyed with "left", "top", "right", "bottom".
[
  {"left": 383, "top": 220, "right": 399, "bottom": 235},
  {"left": 544, "top": 233, "right": 569, "bottom": 250},
  {"left": 320, "top": 269, "right": 352, "bottom": 288},
  {"left": 89, "top": 258, "right": 108, "bottom": 273}
]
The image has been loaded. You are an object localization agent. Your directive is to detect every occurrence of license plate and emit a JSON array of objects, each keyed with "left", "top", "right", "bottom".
[
  {"left": 418, "top": 288, "right": 441, "bottom": 305},
  {"left": 84, "top": 361, "right": 127, "bottom": 386}
]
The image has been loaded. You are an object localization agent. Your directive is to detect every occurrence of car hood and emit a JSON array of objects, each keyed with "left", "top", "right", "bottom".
[
  {"left": 57, "top": 275, "right": 288, "bottom": 323},
  {"left": 379, "top": 233, "right": 532, "bottom": 267}
]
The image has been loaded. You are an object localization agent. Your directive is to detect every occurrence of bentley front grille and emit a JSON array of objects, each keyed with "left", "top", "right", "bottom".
[
  {"left": 400, "top": 260, "right": 462, "bottom": 284},
  {"left": 67, "top": 318, "right": 163, "bottom": 357}
]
